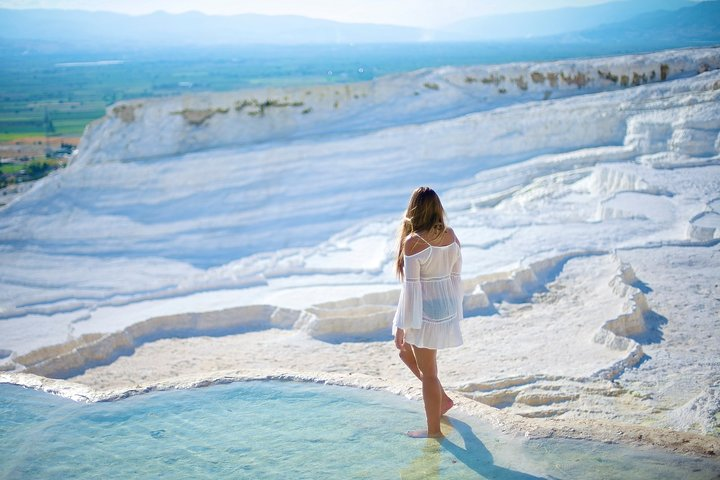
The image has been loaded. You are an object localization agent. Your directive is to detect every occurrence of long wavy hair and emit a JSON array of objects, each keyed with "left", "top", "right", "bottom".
[{"left": 395, "top": 187, "right": 447, "bottom": 278}]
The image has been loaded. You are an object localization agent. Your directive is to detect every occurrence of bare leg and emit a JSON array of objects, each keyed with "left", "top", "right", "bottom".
[
  {"left": 399, "top": 346, "right": 454, "bottom": 415},
  {"left": 398, "top": 345, "right": 423, "bottom": 379},
  {"left": 408, "top": 346, "right": 443, "bottom": 438}
]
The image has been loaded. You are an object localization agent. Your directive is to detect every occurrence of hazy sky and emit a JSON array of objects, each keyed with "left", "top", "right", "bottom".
[{"left": 0, "top": 0, "right": 675, "bottom": 28}]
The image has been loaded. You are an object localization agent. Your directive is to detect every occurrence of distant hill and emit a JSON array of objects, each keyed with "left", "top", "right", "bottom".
[
  {"left": 573, "top": 0, "right": 720, "bottom": 46},
  {"left": 443, "top": 0, "right": 693, "bottom": 40},
  {"left": 0, "top": 9, "right": 439, "bottom": 47},
  {"left": 0, "top": 1, "right": 717, "bottom": 49}
]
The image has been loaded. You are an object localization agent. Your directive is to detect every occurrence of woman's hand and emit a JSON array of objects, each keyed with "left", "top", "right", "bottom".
[{"left": 394, "top": 328, "right": 405, "bottom": 350}]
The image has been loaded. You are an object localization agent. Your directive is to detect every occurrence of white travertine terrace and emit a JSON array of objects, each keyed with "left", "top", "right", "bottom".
[{"left": 1, "top": 46, "right": 719, "bottom": 456}]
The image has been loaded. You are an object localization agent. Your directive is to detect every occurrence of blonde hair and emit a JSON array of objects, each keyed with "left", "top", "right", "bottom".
[{"left": 395, "top": 186, "right": 446, "bottom": 278}]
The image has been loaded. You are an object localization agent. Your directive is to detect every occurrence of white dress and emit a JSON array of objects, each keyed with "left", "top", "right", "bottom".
[{"left": 392, "top": 236, "right": 464, "bottom": 349}]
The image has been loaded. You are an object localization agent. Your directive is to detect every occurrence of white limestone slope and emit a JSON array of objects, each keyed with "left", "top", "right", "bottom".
[
  {"left": 0, "top": 47, "right": 719, "bottom": 444},
  {"left": 74, "top": 47, "right": 720, "bottom": 164}
]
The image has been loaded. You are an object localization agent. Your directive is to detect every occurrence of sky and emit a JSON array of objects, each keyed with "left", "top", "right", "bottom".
[{"left": 0, "top": 0, "right": 658, "bottom": 28}]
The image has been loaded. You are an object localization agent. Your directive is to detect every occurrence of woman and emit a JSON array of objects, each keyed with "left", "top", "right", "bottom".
[{"left": 393, "top": 186, "right": 464, "bottom": 438}]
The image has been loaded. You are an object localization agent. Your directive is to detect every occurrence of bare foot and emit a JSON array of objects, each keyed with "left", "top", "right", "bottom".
[
  {"left": 407, "top": 430, "right": 444, "bottom": 439},
  {"left": 441, "top": 396, "right": 454, "bottom": 415}
]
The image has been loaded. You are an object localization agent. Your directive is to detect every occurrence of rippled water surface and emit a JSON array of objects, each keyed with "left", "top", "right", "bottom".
[{"left": 1, "top": 381, "right": 718, "bottom": 479}]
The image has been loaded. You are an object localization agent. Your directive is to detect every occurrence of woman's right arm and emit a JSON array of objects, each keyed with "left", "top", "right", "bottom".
[
  {"left": 394, "top": 328, "right": 405, "bottom": 350},
  {"left": 392, "top": 252, "right": 423, "bottom": 333}
]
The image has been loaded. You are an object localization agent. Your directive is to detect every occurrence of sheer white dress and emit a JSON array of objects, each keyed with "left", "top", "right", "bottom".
[{"left": 392, "top": 235, "right": 464, "bottom": 349}]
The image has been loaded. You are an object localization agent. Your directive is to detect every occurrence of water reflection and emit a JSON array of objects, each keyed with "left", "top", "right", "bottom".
[
  {"left": 400, "top": 439, "right": 442, "bottom": 480},
  {"left": 402, "top": 418, "right": 547, "bottom": 479}
]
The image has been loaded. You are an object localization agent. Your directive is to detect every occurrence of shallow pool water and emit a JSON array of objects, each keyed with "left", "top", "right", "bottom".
[{"left": 1, "top": 381, "right": 718, "bottom": 479}]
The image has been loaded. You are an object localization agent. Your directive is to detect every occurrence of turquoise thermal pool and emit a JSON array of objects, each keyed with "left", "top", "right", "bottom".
[{"left": 1, "top": 381, "right": 718, "bottom": 479}]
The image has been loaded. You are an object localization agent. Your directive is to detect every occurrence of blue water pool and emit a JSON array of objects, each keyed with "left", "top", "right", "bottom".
[{"left": 1, "top": 381, "right": 718, "bottom": 479}]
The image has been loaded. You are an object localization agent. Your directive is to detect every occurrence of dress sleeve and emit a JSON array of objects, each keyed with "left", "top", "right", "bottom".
[
  {"left": 392, "top": 254, "right": 423, "bottom": 334},
  {"left": 451, "top": 245, "right": 464, "bottom": 321}
]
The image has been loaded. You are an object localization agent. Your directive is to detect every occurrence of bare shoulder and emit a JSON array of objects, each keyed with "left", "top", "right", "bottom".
[
  {"left": 446, "top": 227, "right": 461, "bottom": 246},
  {"left": 404, "top": 234, "right": 427, "bottom": 256}
]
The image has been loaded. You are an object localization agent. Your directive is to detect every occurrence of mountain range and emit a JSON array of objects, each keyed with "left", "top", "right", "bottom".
[
  {"left": 0, "top": 0, "right": 717, "bottom": 48},
  {"left": 445, "top": 0, "right": 693, "bottom": 39}
]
